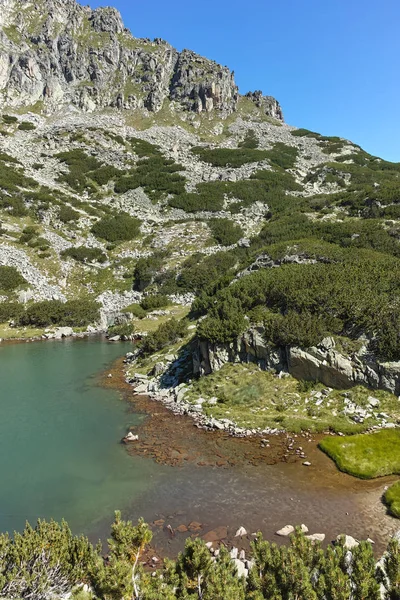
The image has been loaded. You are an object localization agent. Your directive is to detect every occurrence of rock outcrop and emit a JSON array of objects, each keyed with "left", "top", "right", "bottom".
[
  {"left": 245, "top": 90, "right": 284, "bottom": 121},
  {"left": 0, "top": 0, "right": 279, "bottom": 119},
  {"left": 194, "top": 328, "right": 400, "bottom": 395}
]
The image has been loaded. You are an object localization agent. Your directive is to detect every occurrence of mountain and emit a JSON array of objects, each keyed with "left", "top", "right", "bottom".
[
  {"left": 0, "top": 0, "right": 282, "bottom": 118},
  {"left": 2, "top": 0, "right": 400, "bottom": 434}
]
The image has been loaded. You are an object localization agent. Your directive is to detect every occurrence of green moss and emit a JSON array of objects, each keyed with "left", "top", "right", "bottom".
[
  {"left": 384, "top": 481, "right": 400, "bottom": 517},
  {"left": 319, "top": 430, "right": 400, "bottom": 478}
]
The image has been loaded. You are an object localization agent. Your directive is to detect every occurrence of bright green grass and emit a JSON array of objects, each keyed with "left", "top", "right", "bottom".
[
  {"left": 384, "top": 481, "right": 400, "bottom": 517},
  {"left": 319, "top": 429, "right": 400, "bottom": 479}
]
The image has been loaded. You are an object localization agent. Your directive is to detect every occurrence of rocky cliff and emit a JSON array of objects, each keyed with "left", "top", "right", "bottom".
[
  {"left": 194, "top": 329, "right": 400, "bottom": 396},
  {"left": 0, "top": 0, "right": 281, "bottom": 119}
]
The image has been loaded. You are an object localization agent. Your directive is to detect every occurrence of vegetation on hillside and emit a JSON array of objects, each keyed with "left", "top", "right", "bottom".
[{"left": 0, "top": 299, "right": 100, "bottom": 328}]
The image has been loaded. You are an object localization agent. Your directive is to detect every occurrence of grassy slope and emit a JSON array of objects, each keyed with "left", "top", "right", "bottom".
[
  {"left": 184, "top": 363, "right": 400, "bottom": 434},
  {"left": 319, "top": 430, "right": 400, "bottom": 478}
]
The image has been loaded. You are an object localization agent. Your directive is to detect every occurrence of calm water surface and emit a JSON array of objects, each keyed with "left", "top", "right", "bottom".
[
  {"left": 0, "top": 337, "right": 397, "bottom": 553},
  {"left": 0, "top": 337, "right": 162, "bottom": 534}
]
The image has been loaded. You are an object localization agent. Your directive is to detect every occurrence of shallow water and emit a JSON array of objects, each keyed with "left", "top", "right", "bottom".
[
  {"left": 0, "top": 338, "right": 397, "bottom": 554},
  {"left": 0, "top": 337, "right": 162, "bottom": 534}
]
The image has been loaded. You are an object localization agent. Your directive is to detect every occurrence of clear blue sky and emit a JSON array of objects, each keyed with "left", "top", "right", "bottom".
[{"left": 90, "top": 0, "right": 400, "bottom": 162}]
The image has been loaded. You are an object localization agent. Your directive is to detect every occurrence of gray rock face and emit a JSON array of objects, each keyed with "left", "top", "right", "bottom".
[
  {"left": 0, "top": 0, "right": 280, "bottom": 119},
  {"left": 245, "top": 90, "right": 284, "bottom": 121},
  {"left": 194, "top": 327, "right": 400, "bottom": 395},
  {"left": 170, "top": 50, "right": 238, "bottom": 115}
]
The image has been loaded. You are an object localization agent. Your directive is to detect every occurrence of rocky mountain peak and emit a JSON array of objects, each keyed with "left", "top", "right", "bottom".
[{"left": 0, "top": 0, "right": 282, "bottom": 120}]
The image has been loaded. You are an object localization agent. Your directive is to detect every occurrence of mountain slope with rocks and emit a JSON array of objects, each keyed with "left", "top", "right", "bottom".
[{"left": 2, "top": 0, "right": 400, "bottom": 434}]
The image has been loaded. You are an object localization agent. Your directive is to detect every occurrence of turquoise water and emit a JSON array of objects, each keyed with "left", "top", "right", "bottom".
[{"left": 0, "top": 338, "right": 161, "bottom": 535}]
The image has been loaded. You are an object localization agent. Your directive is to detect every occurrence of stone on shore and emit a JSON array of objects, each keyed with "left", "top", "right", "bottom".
[
  {"left": 306, "top": 533, "right": 325, "bottom": 542},
  {"left": 337, "top": 534, "right": 359, "bottom": 549},
  {"left": 235, "top": 526, "right": 247, "bottom": 537},
  {"left": 122, "top": 432, "right": 139, "bottom": 443},
  {"left": 233, "top": 559, "right": 248, "bottom": 579},
  {"left": 276, "top": 525, "right": 294, "bottom": 537}
]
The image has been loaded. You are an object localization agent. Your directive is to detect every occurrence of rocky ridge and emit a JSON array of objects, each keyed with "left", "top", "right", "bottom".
[{"left": 0, "top": 0, "right": 281, "bottom": 119}]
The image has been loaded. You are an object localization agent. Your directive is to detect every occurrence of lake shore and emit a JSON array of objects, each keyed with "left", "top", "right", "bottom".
[{"left": 96, "top": 355, "right": 400, "bottom": 557}]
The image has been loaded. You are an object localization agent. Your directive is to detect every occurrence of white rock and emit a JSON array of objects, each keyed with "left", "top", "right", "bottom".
[
  {"left": 235, "top": 526, "right": 247, "bottom": 537},
  {"left": 306, "top": 533, "right": 325, "bottom": 542},
  {"left": 123, "top": 432, "right": 139, "bottom": 442},
  {"left": 276, "top": 525, "right": 295, "bottom": 537},
  {"left": 301, "top": 524, "right": 309, "bottom": 533},
  {"left": 134, "top": 383, "right": 148, "bottom": 394},
  {"left": 230, "top": 547, "right": 238, "bottom": 559},
  {"left": 233, "top": 559, "right": 248, "bottom": 579},
  {"left": 54, "top": 327, "right": 74, "bottom": 339},
  {"left": 337, "top": 534, "right": 359, "bottom": 549}
]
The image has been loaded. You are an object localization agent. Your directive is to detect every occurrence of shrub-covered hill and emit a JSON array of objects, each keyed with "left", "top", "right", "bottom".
[{"left": 0, "top": 0, "right": 400, "bottom": 393}]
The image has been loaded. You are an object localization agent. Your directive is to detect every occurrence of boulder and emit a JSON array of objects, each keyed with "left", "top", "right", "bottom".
[
  {"left": 122, "top": 432, "right": 139, "bottom": 443},
  {"left": 306, "top": 533, "right": 325, "bottom": 542},
  {"left": 337, "top": 534, "right": 359, "bottom": 549},
  {"left": 276, "top": 525, "right": 294, "bottom": 537},
  {"left": 53, "top": 327, "right": 74, "bottom": 339},
  {"left": 232, "top": 559, "right": 248, "bottom": 579}
]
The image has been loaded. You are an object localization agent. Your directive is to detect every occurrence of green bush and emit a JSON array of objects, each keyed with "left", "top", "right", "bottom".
[
  {"left": 0, "top": 266, "right": 26, "bottom": 291},
  {"left": 56, "top": 149, "right": 103, "bottom": 193},
  {"left": 129, "top": 137, "right": 161, "bottom": 157},
  {"left": 195, "top": 247, "right": 400, "bottom": 360},
  {"left": 209, "top": 218, "right": 243, "bottom": 246},
  {"left": 263, "top": 310, "right": 327, "bottom": 348},
  {"left": 0, "top": 152, "right": 19, "bottom": 164},
  {"left": 114, "top": 155, "right": 186, "bottom": 201},
  {"left": 133, "top": 253, "right": 165, "bottom": 291},
  {"left": 239, "top": 129, "right": 259, "bottom": 149},
  {"left": 140, "top": 318, "right": 187, "bottom": 355},
  {"left": 61, "top": 247, "right": 107, "bottom": 264},
  {"left": 126, "top": 303, "right": 147, "bottom": 319},
  {"left": 140, "top": 294, "right": 170, "bottom": 311},
  {"left": 265, "top": 142, "right": 298, "bottom": 169},
  {"left": 59, "top": 205, "right": 80, "bottom": 223},
  {"left": 169, "top": 170, "right": 301, "bottom": 214},
  {"left": 91, "top": 214, "right": 141, "bottom": 242},
  {"left": 20, "top": 299, "right": 100, "bottom": 327},
  {"left": 108, "top": 323, "right": 135, "bottom": 337},
  {"left": 89, "top": 165, "right": 124, "bottom": 186},
  {"left": 0, "top": 302, "right": 24, "bottom": 323},
  {"left": 0, "top": 196, "right": 28, "bottom": 216},
  {"left": 290, "top": 128, "right": 322, "bottom": 138},
  {"left": 0, "top": 513, "right": 397, "bottom": 600},
  {"left": 178, "top": 251, "right": 237, "bottom": 294},
  {"left": 2, "top": 114, "right": 17, "bottom": 124},
  {"left": 197, "top": 297, "right": 248, "bottom": 343},
  {"left": 18, "top": 121, "right": 36, "bottom": 131}
]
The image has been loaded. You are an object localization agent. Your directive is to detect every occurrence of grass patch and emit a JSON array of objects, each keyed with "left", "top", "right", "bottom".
[
  {"left": 0, "top": 324, "right": 44, "bottom": 340},
  {"left": 319, "top": 429, "right": 400, "bottom": 478},
  {"left": 384, "top": 481, "right": 400, "bottom": 517},
  {"left": 185, "top": 363, "right": 399, "bottom": 433}
]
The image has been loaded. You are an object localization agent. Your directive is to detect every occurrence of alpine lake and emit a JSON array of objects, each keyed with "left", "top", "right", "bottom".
[{"left": 0, "top": 337, "right": 397, "bottom": 555}]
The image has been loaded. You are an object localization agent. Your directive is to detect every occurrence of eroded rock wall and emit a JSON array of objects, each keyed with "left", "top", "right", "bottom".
[{"left": 194, "top": 328, "right": 400, "bottom": 395}]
